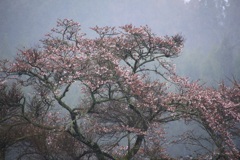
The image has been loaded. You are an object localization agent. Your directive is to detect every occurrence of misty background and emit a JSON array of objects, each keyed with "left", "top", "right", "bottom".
[
  {"left": 1, "top": 0, "right": 239, "bottom": 85},
  {"left": 1, "top": 0, "right": 240, "bottom": 158}
]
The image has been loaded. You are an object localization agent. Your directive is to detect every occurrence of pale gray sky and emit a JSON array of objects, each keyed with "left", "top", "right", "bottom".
[{"left": 0, "top": 0, "right": 187, "bottom": 58}]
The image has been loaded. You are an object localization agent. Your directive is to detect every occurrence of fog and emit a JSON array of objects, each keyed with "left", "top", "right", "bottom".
[
  {"left": 1, "top": 0, "right": 239, "bottom": 83},
  {"left": 1, "top": 0, "right": 240, "bottom": 158}
]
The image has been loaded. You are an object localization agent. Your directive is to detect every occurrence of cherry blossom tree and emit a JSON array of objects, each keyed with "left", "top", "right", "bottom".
[
  {"left": 0, "top": 19, "right": 239, "bottom": 159},
  {"left": 169, "top": 77, "right": 240, "bottom": 159}
]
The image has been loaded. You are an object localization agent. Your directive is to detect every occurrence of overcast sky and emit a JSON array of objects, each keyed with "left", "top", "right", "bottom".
[{"left": 0, "top": 0, "right": 189, "bottom": 58}]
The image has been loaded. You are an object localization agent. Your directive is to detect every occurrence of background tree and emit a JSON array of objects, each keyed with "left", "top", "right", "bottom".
[
  {"left": 175, "top": 0, "right": 240, "bottom": 84},
  {"left": 0, "top": 82, "right": 27, "bottom": 160},
  {"left": 0, "top": 82, "right": 89, "bottom": 160}
]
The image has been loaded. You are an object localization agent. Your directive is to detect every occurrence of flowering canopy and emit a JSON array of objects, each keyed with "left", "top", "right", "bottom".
[{"left": 0, "top": 19, "right": 239, "bottom": 159}]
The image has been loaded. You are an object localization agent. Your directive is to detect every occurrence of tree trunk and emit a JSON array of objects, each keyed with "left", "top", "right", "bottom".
[{"left": 124, "top": 135, "right": 144, "bottom": 160}]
